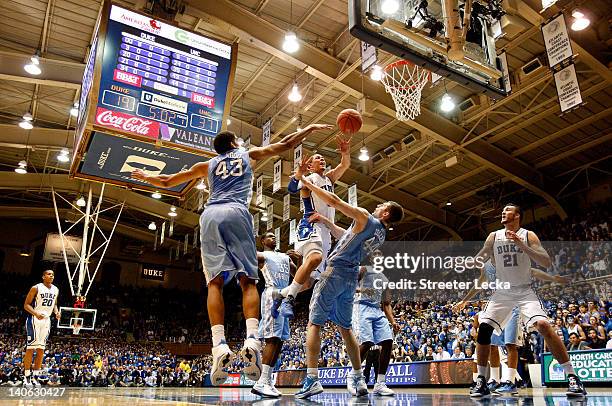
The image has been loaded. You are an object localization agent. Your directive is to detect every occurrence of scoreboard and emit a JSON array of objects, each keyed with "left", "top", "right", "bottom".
[{"left": 71, "top": 3, "right": 237, "bottom": 196}]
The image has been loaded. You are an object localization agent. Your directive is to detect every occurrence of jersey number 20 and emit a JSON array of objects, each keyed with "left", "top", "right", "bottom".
[
  {"left": 41, "top": 298, "right": 53, "bottom": 306},
  {"left": 215, "top": 159, "right": 243, "bottom": 179}
]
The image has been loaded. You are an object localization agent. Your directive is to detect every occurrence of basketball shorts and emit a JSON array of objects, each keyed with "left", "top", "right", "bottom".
[
  {"left": 26, "top": 315, "right": 51, "bottom": 350},
  {"left": 294, "top": 220, "right": 331, "bottom": 279},
  {"left": 309, "top": 267, "right": 358, "bottom": 329},
  {"left": 259, "top": 288, "right": 290, "bottom": 340},
  {"left": 200, "top": 203, "right": 258, "bottom": 285},
  {"left": 352, "top": 303, "right": 393, "bottom": 345},
  {"left": 479, "top": 289, "right": 548, "bottom": 335},
  {"left": 490, "top": 306, "right": 523, "bottom": 346}
]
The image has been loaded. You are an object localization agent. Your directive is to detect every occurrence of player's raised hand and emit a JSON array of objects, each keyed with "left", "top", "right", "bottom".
[
  {"left": 452, "top": 300, "right": 467, "bottom": 313},
  {"left": 335, "top": 135, "right": 351, "bottom": 154},
  {"left": 131, "top": 169, "right": 149, "bottom": 183},
  {"left": 505, "top": 230, "right": 523, "bottom": 245},
  {"left": 294, "top": 156, "right": 312, "bottom": 181},
  {"left": 308, "top": 213, "right": 322, "bottom": 223},
  {"left": 305, "top": 123, "right": 334, "bottom": 132}
]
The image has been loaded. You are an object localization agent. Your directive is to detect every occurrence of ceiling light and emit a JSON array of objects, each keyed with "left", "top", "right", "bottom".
[
  {"left": 19, "top": 248, "right": 31, "bottom": 257},
  {"left": 440, "top": 94, "right": 455, "bottom": 112},
  {"left": 389, "top": 227, "right": 394, "bottom": 231},
  {"left": 70, "top": 103, "right": 79, "bottom": 117},
  {"left": 381, "top": 0, "right": 400, "bottom": 15},
  {"left": 571, "top": 10, "right": 590, "bottom": 31},
  {"left": 19, "top": 112, "right": 34, "bottom": 130},
  {"left": 24, "top": 55, "right": 41, "bottom": 75},
  {"left": 446, "top": 200, "right": 452, "bottom": 206},
  {"left": 151, "top": 192, "right": 162, "bottom": 199},
  {"left": 15, "top": 160, "right": 27, "bottom": 174},
  {"left": 288, "top": 83, "right": 302, "bottom": 102},
  {"left": 282, "top": 31, "right": 299, "bottom": 53},
  {"left": 76, "top": 196, "right": 86, "bottom": 207},
  {"left": 226, "top": 117, "right": 231, "bottom": 126},
  {"left": 148, "top": 222, "right": 157, "bottom": 231},
  {"left": 369, "top": 65, "right": 383, "bottom": 81},
  {"left": 57, "top": 148, "right": 70, "bottom": 163},
  {"left": 196, "top": 179, "right": 207, "bottom": 190},
  {"left": 168, "top": 206, "right": 178, "bottom": 217},
  {"left": 358, "top": 146, "right": 370, "bottom": 161}
]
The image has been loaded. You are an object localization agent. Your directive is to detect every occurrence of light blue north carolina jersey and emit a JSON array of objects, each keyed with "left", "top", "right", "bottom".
[
  {"left": 355, "top": 267, "right": 388, "bottom": 308},
  {"left": 260, "top": 251, "right": 291, "bottom": 289},
  {"left": 328, "top": 215, "right": 386, "bottom": 271},
  {"left": 206, "top": 149, "right": 253, "bottom": 207}
]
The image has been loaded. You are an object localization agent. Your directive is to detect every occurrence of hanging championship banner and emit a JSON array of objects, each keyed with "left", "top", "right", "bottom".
[
  {"left": 361, "top": 41, "right": 377, "bottom": 72},
  {"left": 498, "top": 52, "right": 512, "bottom": 93},
  {"left": 253, "top": 212, "right": 260, "bottom": 236},
  {"left": 274, "top": 227, "right": 281, "bottom": 250},
  {"left": 262, "top": 119, "right": 272, "bottom": 147},
  {"left": 541, "top": 14, "right": 573, "bottom": 70},
  {"left": 273, "top": 160, "right": 282, "bottom": 193},
  {"left": 348, "top": 184, "right": 358, "bottom": 207},
  {"left": 198, "top": 190, "right": 204, "bottom": 211},
  {"left": 554, "top": 63, "right": 583, "bottom": 114},
  {"left": 289, "top": 219, "right": 296, "bottom": 245},
  {"left": 243, "top": 136, "right": 251, "bottom": 150},
  {"left": 141, "top": 263, "right": 165, "bottom": 281},
  {"left": 175, "top": 244, "right": 180, "bottom": 259},
  {"left": 193, "top": 227, "right": 198, "bottom": 248},
  {"left": 293, "top": 144, "right": 303, "bottom": 171},
  {"left": 266, "top": 203, "right": 274, "bottom": 231},
  {"left": 184, "top": 234, "right": 189, "bottom": 255},
  {"left": 153, "top": 228, "right": 158, "bottom": 251},
  {"left": 283, "top": 194, "right": 290, "bottom": 222},
  {"left": 169, "top": 218, "right": 174, "bottom": 237},
  {"left": 300, "top": 197, "right": 304, "bottom": 212},
  {"left": 160, "top": 221, "right": 166, "bottom": 245},
  {"left": 256, "top": 175, "right": 264, "bottom": 206}
]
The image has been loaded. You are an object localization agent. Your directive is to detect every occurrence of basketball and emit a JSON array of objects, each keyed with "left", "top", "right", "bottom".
[{"left": 336, "top": 109, "right": 362, "bottom": 134}]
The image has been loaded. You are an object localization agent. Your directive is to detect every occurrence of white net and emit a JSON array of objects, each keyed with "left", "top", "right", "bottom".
[{"left": 381, "top": 61, "right": 430, "bottom": 121}]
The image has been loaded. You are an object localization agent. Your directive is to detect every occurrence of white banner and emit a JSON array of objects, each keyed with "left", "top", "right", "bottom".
[
  {"left": 266, "top": 204, "right": 274, "bottom": 231},
  {"left": 193, "top": 227, "right": 198, "bottom": 248},
  {"left": 169, "top": 218, "right": 174, "bottom": 237},
  {"left": 498, "top": 52, "right": 512, "bottom": 93},
  {"left": 273, "top": 159, "right": 282, "bottom": 193},
  {"left": 541, "top": 14, "right": 573, "bottom": 69},
  {"left": 256, "top": 175, "right": 264, "bottom": 207},
  {"left": 293, "top": 143, "right": 303, "bottom": 172},
  {"left": 554, "top": 63, "right": 583, "bottom": 114},
  {"left": 283, "top": 194, "right": 290, "bottom": 222},
  {"left": 184, "top": 234, "right": 189, "bottom": 255},
  {"left": 361, "top": 41, "right": 377, "bottom": 72},
  {"left": 274, "top": 227, "right": 281, "bottom": 250},
  {"left": 243, "top": 136, "right": 251, "bottom": 150},
  {"left": 348, "top": 184, "right": 358, "bottom": 207},
  {"left": 289, "top": 219, "right": 296, "bottom": 245},
  {"left": 262, "top": 119, "right": 272, "bottom": 147},
  {"left": 43, "top": 233, "right": 83, "bottom": 264},
  {"left": 160, "top": 222, "right": 166, "bottom": 245},
  {"left": 253, "top": 212, "right": 259, "bottom": 236}
]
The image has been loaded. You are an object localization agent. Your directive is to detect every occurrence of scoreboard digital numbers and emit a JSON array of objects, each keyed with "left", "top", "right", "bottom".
[{"left": 95, "top": 5, "right": 234, "bottom": 153}]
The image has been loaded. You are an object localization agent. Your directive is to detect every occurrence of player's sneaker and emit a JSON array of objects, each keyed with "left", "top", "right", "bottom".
[
  {"left": 352, "top": 373, "right": 368, "bottom": 397},
  {"left": 23, "top": 377, "right": 33, "bottom": 388},
  {"left": 373, "top": 382, "right": 395, "bottom": 396},
  {"left": 470, "top": 376, "right": 490, "bottom": 398},
  {"left": 566, "top": 374, "right": 587, "bottom": 397},
  {"left": 210, "top": 341, "right": 233, "bottom": 386},
  {"left": 271, "top": 384, "right": 282, "bottom": 397},
  {"left": 31, "top": 376, "right": 41, "bottom": 387},
  {"left": 494, "top": 380, "right": 518, "bottom": 396},
  {"left": 487, "top": 379, "right": 500, "bottom": 393},
  {"left": 251, "top": 380, "right": 281, "bottom": 398},
  {"left": 346, "top": 370, "right": 356, "bottom": 395},
  {"left": 240, "top": 337, "right": 262, "bottom": 381},
  {"left": 295, "top": 375, "right": 324, "bottom": 399},
  {"left": 279, "top": 295, "right": 295, "bottom": 319}
]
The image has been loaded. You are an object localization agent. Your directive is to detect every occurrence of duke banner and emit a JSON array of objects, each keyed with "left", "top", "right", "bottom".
[
  {"left": 542, "top": 349, "right": 612, "bottom": 383},
  {"left": 141, "top": 263, "right": 165, "bottom": 281}
]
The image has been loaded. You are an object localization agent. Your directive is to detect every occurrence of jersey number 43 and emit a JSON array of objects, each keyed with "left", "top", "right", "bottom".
[{"left": 215, "top": 159, "right": 243, "bottom": 179}]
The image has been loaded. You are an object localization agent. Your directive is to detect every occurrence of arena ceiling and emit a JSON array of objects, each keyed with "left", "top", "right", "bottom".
[{"left": 0, "top": 0, "right": 610, "bottom": 243}]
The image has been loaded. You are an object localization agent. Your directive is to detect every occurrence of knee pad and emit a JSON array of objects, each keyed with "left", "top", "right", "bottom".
[{"left": 477, "top": 322, "right": 495, "bottom": 345}]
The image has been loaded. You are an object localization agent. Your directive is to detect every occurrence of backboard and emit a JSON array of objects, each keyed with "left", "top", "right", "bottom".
[
  {"left": 57, "top": 307, "right": 97, "bottom": 334},
  {"left": 349, "top": 0, "right": 509, "bottom": 99}
]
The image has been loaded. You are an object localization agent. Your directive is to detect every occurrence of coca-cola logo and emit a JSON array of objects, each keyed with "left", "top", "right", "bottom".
[{"left": 95, "top": 108, "right": 159, "bottom": 138}]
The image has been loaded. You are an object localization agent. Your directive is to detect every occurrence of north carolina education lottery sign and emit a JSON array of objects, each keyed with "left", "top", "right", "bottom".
[{"left": 95, "top": 5, "right": 234, "bottom": 152}]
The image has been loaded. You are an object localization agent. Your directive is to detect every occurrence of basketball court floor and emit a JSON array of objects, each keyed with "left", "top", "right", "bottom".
[{"left": 1, "top": 387, "right": 610, "bottom": 405}]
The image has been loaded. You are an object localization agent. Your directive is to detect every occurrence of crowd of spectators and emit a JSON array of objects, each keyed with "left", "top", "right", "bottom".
[{"left": 0, "top": 199, "right": 609, "bottom": 384}]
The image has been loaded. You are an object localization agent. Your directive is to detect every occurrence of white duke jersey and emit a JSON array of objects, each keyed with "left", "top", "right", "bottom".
[
  {"left": 302, "top": 173, "right": 335, "bottom": 223},
  {"left": 492, "top": 228, "right": 532, "bottom": 289},
  {"left": 32, "top": 283, "right": 59, "bottom": 317}
]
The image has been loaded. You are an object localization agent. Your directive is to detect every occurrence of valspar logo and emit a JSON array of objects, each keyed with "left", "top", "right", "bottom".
[
  {"left": 96, "top": 108, "right": 159, "bottom": 138},
  {"left": 114, "top": 69, "right": 141, "bottom": 87}
]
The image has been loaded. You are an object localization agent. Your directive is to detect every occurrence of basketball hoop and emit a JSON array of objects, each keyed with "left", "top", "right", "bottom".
[
  {"left": 72, "top": 324, "right": 81, "bottom": 335},
  {"left": 381, "top": 60, "right": 431, "bottom": 121}
]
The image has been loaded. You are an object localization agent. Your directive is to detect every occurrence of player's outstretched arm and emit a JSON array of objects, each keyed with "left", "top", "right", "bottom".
[
  {"left": 452, "top": 267, "right": 486, "bottom": 313},
  {"left": 24, "top": 286, "right": 42, "bottom": 319},
  {"left": 308, "top": 212, "right": 346, "bottom": 239},
  {"left": 530, "top": 268, "right": 570, "bottom": 284},
  {"left": 131, "top": 161, "right": 209, "bottom": 188},
  {"left": 326, "top": 135, "right": 351, "bottom": 183},
  {"left": 296, "top": 156, "right": 369, "bottom": 232},
  {"left": 248, "top": 124, "right": 333, "bottom": 161}
]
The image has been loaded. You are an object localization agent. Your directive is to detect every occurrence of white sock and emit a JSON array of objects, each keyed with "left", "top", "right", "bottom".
[
  {"left": 377, "top": 374, "right": 386, "bottom": 384},
  {"left": 260, "top": 364, "right": 271, "bottom": 382},
  {"left": 25, "top": 370, "right": 31, "bottom": 378},
  {"left": 307, "top": 368, "right": 318, "bottom": 378},
  {"left": 507, "top": 367, "right": 517, "bottom": 382},
  {"left": 352, "top": 367, "right": 363, "bottom": 377},
  {"left": 477, "top": 365, "right": 488, "bottom": 378},
  {"left": 561, "top": 361, "right": 575, "bottom": 376},
  {"left": 473, "top": 372, "right": 479, "bottom": 382},
  {"left": 211, "top": 324, "right": 225, "bottom": 347},
  {"left": 33, "top": 370, "right": 41, "bottom": 376},
  {"left": 246, "top": 318, "right": 259, "bottom": 339},
  {"left": 490, "top": 366, "right": 500, "bottom": 382},
  {"left": 281, "top": 281, "right": 302, "bottom": 298}
]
